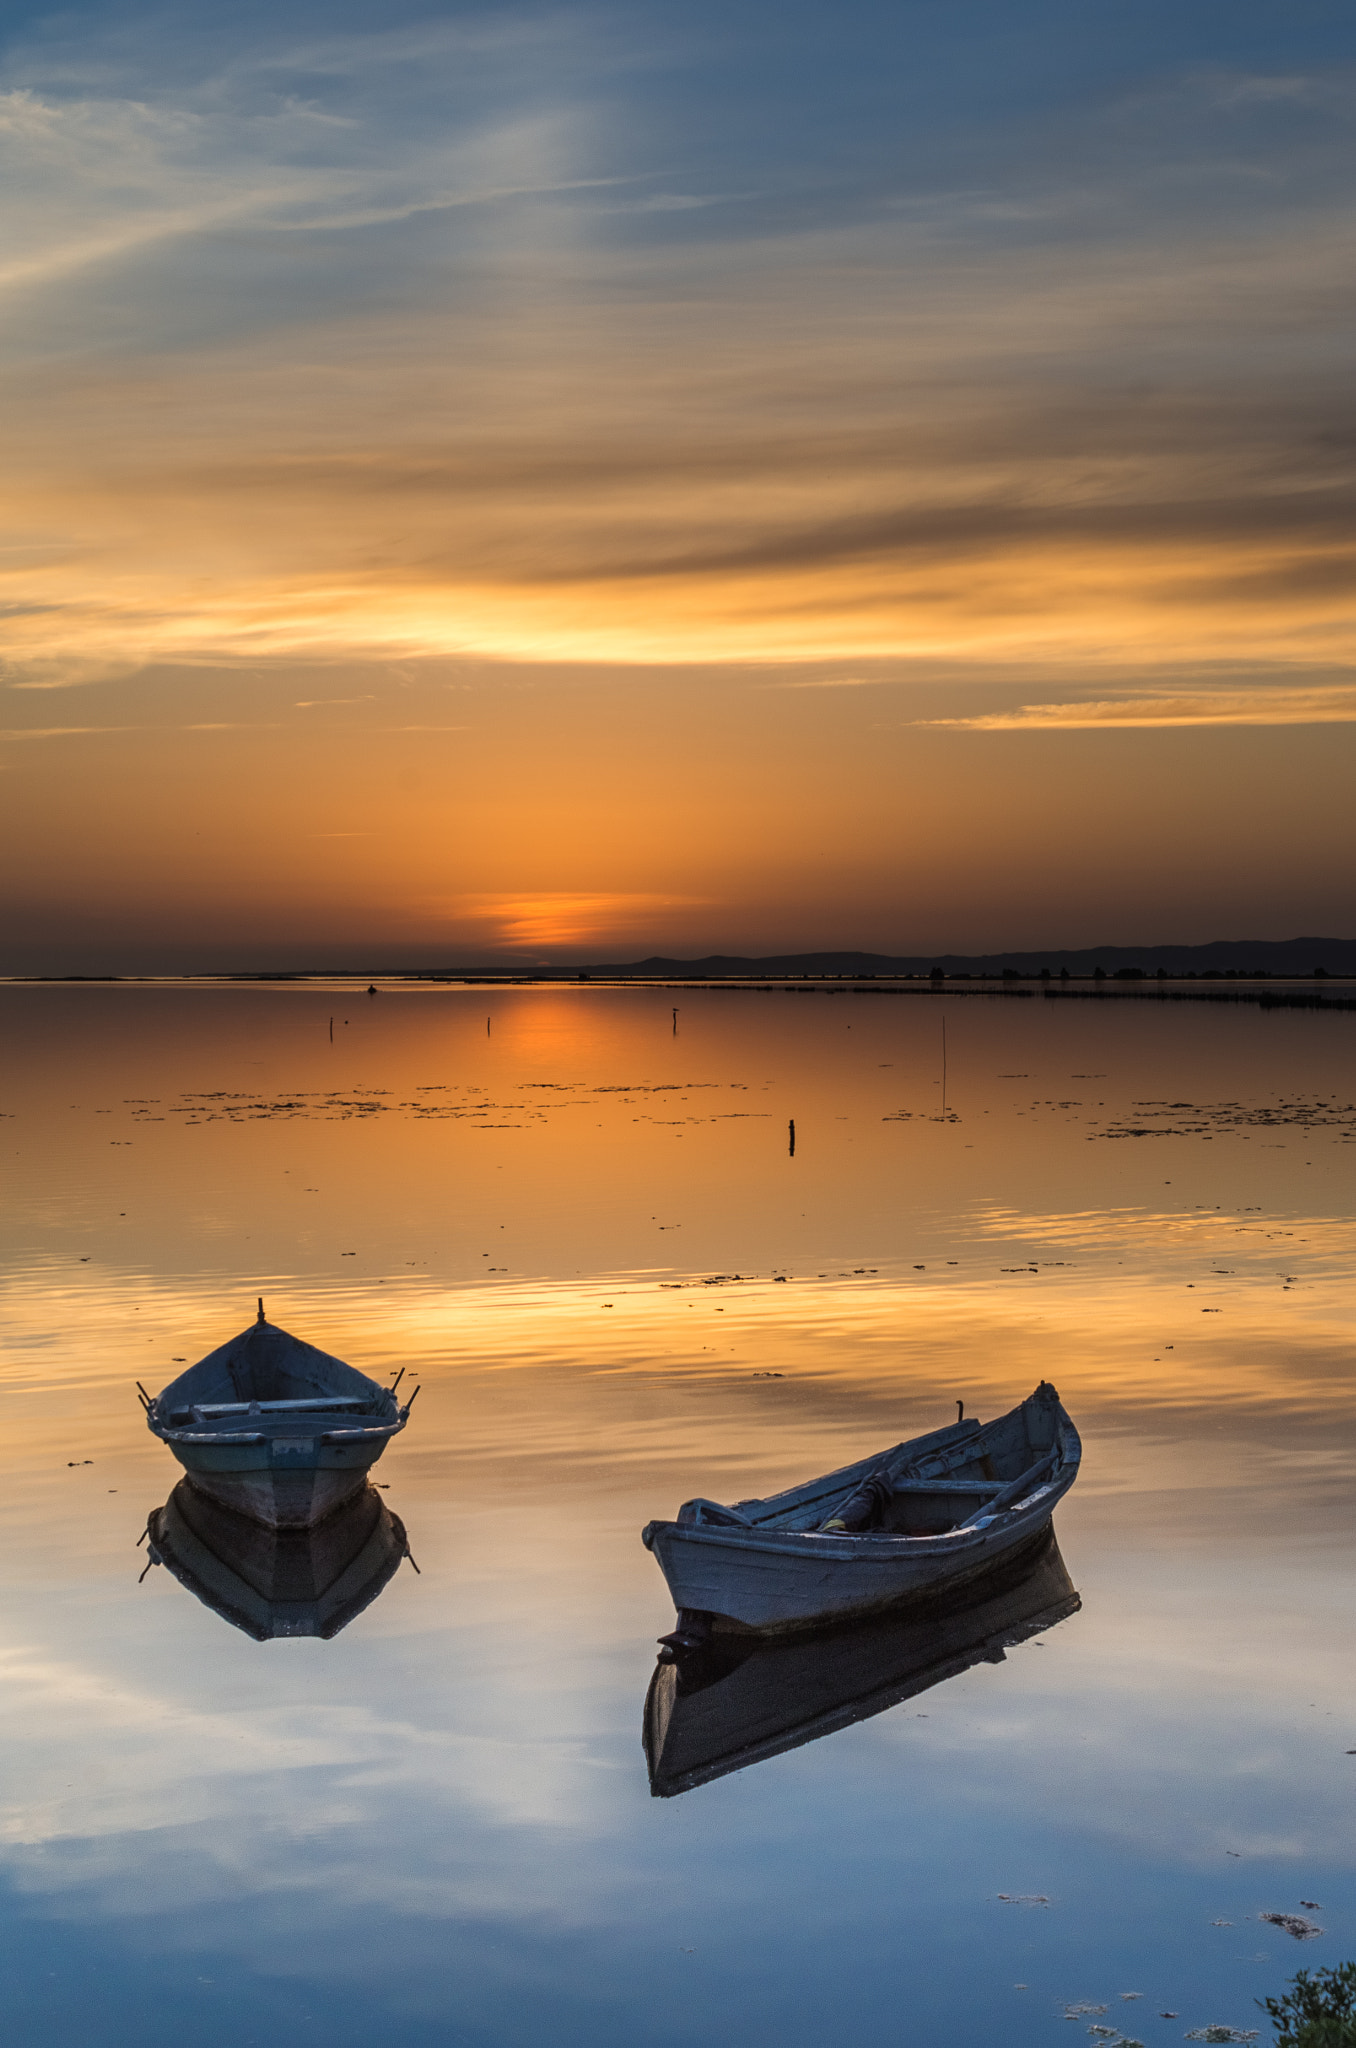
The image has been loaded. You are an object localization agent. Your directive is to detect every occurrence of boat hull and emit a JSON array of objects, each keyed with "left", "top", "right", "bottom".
[
  {"left": 168, "top": 1432, "right": 395, "bottom": 1530},
  {"left": 642, "top": 1382, "right": 1081, "bottom": 1635},
  {"left": 644, "top": 1497, "right": 1068, "bottom": 1634}
]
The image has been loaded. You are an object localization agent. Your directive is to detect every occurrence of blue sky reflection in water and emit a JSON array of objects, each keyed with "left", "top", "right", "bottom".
[{"left": 0, "top": 983, "right": 1354, "bottom": 2046}]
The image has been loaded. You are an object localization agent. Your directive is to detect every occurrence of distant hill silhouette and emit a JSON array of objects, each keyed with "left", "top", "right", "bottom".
[
  {"left": 47, "top": 936, "right": 1354, "bottom": 981},
  {"left": 578, "top": 937, "right": 1356, "bottom": 978}
]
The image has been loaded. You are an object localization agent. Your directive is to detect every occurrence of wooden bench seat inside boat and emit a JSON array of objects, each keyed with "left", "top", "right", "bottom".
[
  {"left": 194, "top": 1397, "right": 370, "bottom": 1417},
  {"left": 167, "top": 1397, "right": 376, "bottom": 1429}
]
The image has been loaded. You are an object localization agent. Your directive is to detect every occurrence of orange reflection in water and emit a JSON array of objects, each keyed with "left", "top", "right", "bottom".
[{"left": 3, "top": 981, "right": 1355, "bottom": 1574}]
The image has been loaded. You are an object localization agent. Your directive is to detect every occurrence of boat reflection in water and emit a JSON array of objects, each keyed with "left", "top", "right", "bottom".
[
  {"left": 143, "top": 1479, "right": 415, "bottom": 1641},
  {"left": 644, "top": 1529, "right": 1079, "bottom": 1797}
]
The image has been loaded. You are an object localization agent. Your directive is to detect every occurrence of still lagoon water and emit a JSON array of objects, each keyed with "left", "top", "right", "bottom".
[{"left": 1, "top": 981, "right": 1354, "bottom": 2046}]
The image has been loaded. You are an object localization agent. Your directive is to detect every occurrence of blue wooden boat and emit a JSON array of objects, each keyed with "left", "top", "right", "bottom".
[
  {"left": 642, "top": 1381, "right": 1079, "bottom": 1638},
  {"left": 141, "top": 1302, "right": 416, "bottom": 1529},
  {"left": 144, "top": 1478, "right": 413, "bottom": 1640},
  {"left": 644, "top": 1527, "right": 1079, "bottom": 1795}
]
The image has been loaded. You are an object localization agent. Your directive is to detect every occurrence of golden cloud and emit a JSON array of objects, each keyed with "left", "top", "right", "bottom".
[
  {"left": 919, "top": 682, "right": 1356, "bottom": 729},
  {"left": 429, "top": 893, "right": 711, "bottom": 951},
  {"left": 1, "top": 44, "right": 1353, "bottom": 731}
]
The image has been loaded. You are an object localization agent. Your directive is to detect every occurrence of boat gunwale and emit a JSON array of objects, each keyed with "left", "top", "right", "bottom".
[
  {"left": 642, "top": 1461, "right": 1077, "bottom": 1565},
  {"left": 644, "top": 1389, "right": 1080, "bottom": 1561},
  {"left": 149, "top": 1413, "right": 406, "bottom": 1448}
]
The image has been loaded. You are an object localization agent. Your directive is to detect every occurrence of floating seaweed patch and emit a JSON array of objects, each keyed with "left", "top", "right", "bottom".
[
  {"left": 1260, "top": 1911, "right": 1323, "bottom": 1940},
  {"left": 1092, "top": 1094, "right": 1356, "bottom": 1142},
  {"left": 143, "top": 1081, "right": 757, "bottom": 1127}
]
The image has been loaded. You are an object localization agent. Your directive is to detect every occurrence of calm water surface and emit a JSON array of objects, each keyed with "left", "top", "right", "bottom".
[{"left": 2, "top": 983, "right": 1354, "bottom": 2046}]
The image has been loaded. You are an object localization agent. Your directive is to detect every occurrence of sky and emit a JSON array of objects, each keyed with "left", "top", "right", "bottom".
[{"left": 1, "top": 0, "right": 1354, "bottom": 970}]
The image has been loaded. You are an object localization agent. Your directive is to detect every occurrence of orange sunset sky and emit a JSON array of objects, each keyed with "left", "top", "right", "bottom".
[{"left": 2, "top": 0, "right": 1354, "bottom": 970}]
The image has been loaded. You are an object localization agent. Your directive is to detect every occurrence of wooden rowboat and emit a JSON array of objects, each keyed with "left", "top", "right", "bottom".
[
  {"left": 141, "top": 1302, "right": 416, "bottom": 1530},
  {"left": 641, "top": 1380, "right": 1079, "bottom": 1638},
  {"left": 145, "top": 1479, "right": 413, "bottom": 1641},
  {"left": 644, "top": 1526, "right": 1079, "bottom": 1796}
]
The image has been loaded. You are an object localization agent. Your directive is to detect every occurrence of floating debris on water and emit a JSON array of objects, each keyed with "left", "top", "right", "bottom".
[
  {"left": 1094, "top": 1094, "right": 1356, "bottom": 1142},
  {"left": 1260, "top": 1911, "right": 1322, "bottom": 1940}
]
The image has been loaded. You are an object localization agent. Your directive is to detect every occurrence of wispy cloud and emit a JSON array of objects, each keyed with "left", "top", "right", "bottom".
[
  {"left": 0, "top": 30, "right": 1352, "bottom": 693},
  {"left": 0, "top": 22, "right": 1351, "bottom": 683},
  {"left": 767, "top": 675, "right": 886, "bottom": 689},
  {"left": 0, "top": 725, "right": 132, "bottom": 740},
  {"left": 0, "top": 722, "right": 290, "bottom": 738},
  {"left": 920, "top": 683, "right": 1356, "bottom": 729},
  {"left": 0, "top": 719, "right": 462, "bottom": 739}
]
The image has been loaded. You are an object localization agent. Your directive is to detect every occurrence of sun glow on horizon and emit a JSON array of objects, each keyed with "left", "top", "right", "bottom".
[{"left": 2, "top": 5, "right": 1354, "bottom": 969}]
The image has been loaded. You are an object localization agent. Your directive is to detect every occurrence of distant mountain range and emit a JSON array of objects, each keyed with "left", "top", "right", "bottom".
[{"left": 578, "top": 937, "right": 1356, "bottom": 978}]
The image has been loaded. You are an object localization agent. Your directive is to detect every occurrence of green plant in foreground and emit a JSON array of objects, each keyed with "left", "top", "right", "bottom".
[{"left": 1260, "top": 1963, "right": 1356, "bottom": 2048}]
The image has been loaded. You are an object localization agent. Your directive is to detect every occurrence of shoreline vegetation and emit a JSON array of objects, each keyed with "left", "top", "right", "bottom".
[{"left": 1261, "top": 1961, "right": 1356, "bottom": 2048}]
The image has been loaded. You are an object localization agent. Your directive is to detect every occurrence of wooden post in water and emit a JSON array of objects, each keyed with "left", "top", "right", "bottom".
[{"left": 788, "top": 1118, "right": 795, "bottom": 1157}]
